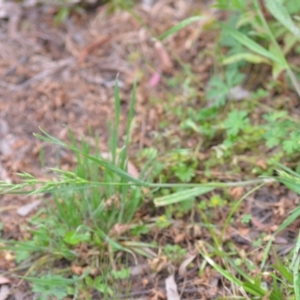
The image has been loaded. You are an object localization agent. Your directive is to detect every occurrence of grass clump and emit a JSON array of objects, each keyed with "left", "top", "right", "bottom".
[{"left": 2, "top": 0, "right": 300, "bottom": 298}]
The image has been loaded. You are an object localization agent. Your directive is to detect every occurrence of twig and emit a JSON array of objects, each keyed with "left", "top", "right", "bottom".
[{"left": 0, "top": 57, "right": 74, "bottom": 91}]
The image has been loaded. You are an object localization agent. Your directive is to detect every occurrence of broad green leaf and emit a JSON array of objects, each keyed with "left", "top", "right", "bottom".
[
  {"left": 222, "top": 23, "right": 285, "bottom": 66},
  {"left": 269, "top": 44, "right": 286, "bottom": 79},
  {"left": 64, "top": 231, "right": 91, "bottom": 246},
  {"left": 266, "top": 0, "right": 300, "bottom": 39},
  {"left": 154, "top": 187, "right": 213, "bottom": 207},
  {"left": 158, "top": 16, "right": 203, "bottom": 41},
  {"left": 222, "top": 53, "right": 271, "bottom": 65}
]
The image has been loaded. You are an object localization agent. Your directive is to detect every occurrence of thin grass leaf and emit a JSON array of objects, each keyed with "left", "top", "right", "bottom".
[
  {"left": 265, "top": 0, "right": 300, "bottom": 39},
  {"left": 277, "top": 206, "right": 300, "bottom": 234},
  {"left": 119, "top": 79, "right": 137, "bottom": 171},
  {"left": 272, "top": 253, "right": 293, "bottom": 285},
  {"left": 112, "top": 78, "right": 121, "bottom": 164},
  {"left": 200, "top": 252, "right": 243, "bottom": 286},
  {"left": 261, "top": 237, "right": 274, "bottom": 269},
  {"left": 222, "top": 183, "right": 264, "bottom": 236},
  {"left": 222, "top": 52, "right": 271, "bottom": 65},
  {"left": 154, "top": 186, "right": 214, "bottom": 207},
  {"left": 275, "top": 162, "right": 300, "bottom": 178},
  {"left": 292, "top": 232, "right": 300, "bottom": 300},
  {"left": 295, "top": 258, "right": 300, "bottom": 299},
  {"left": 23, "top": 275, "right": 78, "bottom": 286},
  {"left": 221, "top": 23, "right": 285, "bottom": 65},
  {"left": 277, "top": 178, "right": 300, "bottom": 195},
  {"left": 226, "top": 255, "right": 256, "bottom": 283},
  {"left": 242, "top": 281, "right": 268, "bottom": 297},
  {"left": 158, "top": 16, "right": 203, "bottom": 41},
  {"left": 34, "top": 128, "right": 147, "bottom": 186},
  {"left": 291, "top": 231, "right": 300, "bottom": 268}
]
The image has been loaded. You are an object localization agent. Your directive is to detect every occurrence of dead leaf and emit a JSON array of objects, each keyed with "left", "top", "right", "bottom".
[
  {"left": 274, "top": 236, "right": 288, "bottom": 244},
  {"left": 227, "top": 86, "right": 251, "bottom": 101},
  {"left": 148, "top": 256, "right": 168, "bottom": 273},
  {"left": 238, "top": 227, "right": 249, "bottom": 236},
  {"left": 256, "top": 159, "right": 267, "bottom": 170},
  {"left": 174, "top": 233, "right": 185, "bottom": 244},
  {"left": 109, "top": 223, "right": 131, "bottom": 237},
  {"left": 150, "top": 288, "right": 166, "bottom": 300},
  {"left": 148, "top": 72, "right": 161, "bottom": 87},
  {"left": 251, "top": 216, "right": 269, "bottom": 230},
  {"left": 11, "top": 291, "right": 24, "bottom": 300},
  {"left": 0, "top": 285, "right": 10, "bottom": 300},
  {"left": 130, "top": 263, "right": 149, "bottom": 276},
  {"left": 17, "top": 200, "right": 41, "bottom": 217},
  {"left": 71, "top": 264, "right": 83, "bottom": 276},
  {"left": 165, "top": 274, "right": 180, "bottom": 300},
  {"left": 0, "top": 277, "right": 10, "bottom": 285},
  {"left": 89, "top": 268, "right": 99, "bottom": 277},
  {"left": 154, "top": 42, "right": 173, "bottom": 73},
  {"left": 127, "top": 160, "right": 139, "bottom": 179},
  {"left": 229, "top": 187, "right": 244, "bottom": 200},
  {"left": 178, "top": 254, "right": 196, "bottom": 277},
  {"left": 0, "top": 2, "right": 21, "bottom": 36},
  {"left": 142, "top": 277, "right": 149, "bottom": 287}
]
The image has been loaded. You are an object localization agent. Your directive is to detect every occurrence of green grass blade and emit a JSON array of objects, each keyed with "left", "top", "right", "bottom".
[
  {"left": 275, "top": 162, "right": 300, "bottom": 178},
  {"left": 112, "top": 78, "right": 121, "bottom": 164},
  {"left": 222, "top": 23, "right": 285, "bottom": 65},
  {"left": 294, "top": 260, "right": 300, "bottom": 299},
  {"left": 265, "top": 0, "right": 300, "bottom": 39},
  {"left": 260, "top": 204, "right": 300, "bottom": 268},
  {"left": 277, "top": 206, "right": 300, "bottom": 234},
  {"left": 292, "top": 232, "right": 300, "bottom": 300},
  {"left": 34, "top": 128, "right": 147, "bottom": 186},
  {"left": 119, "top": 79, "right": 137, "bottom": 170},
  {"left": 158, "top": 16, "right": 203, "bottom": 41},
  {"left": 277, "top": 178, "right": 300, "bottom": 195},
  {"left": 260, "top": 237, "right": 274, "bottom": 269},
  {"left": 272, "top": 253, "right": 293, "bottom": 285},
  {"left": 291, "top": 231, "right": 300, "bottom": 269},
  {"left": 154, "top": 187, "right": 213, "bottom": 207},
  {"left": 222, "top": 52, "right": 271, "bottom": 65},
  {"left": 202, "top": 252, "right": 268, "bottom": 297},
  {"left": 200, "top": 252, "right": 243, "bottom": 286},
  {"left": 222, "top": 183, "right": 264, "bottom": 236}
]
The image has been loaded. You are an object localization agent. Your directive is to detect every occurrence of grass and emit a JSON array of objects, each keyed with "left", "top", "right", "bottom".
[{"left": 2, "top": 0, "right": 300, "bottom": 298}]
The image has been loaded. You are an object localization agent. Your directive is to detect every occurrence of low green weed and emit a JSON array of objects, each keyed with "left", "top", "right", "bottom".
[
  {"left": 0, "top": 83, "right": 142, "bottom": 298},
  {"left": 206, "top": 67, "right": 245, "bottom": 107},
  {"left": 163, "top": 244, "right": 187, "bottom": 264},
  {"left": 0, "top": 77, "right": 268, "bottom": 298}
]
